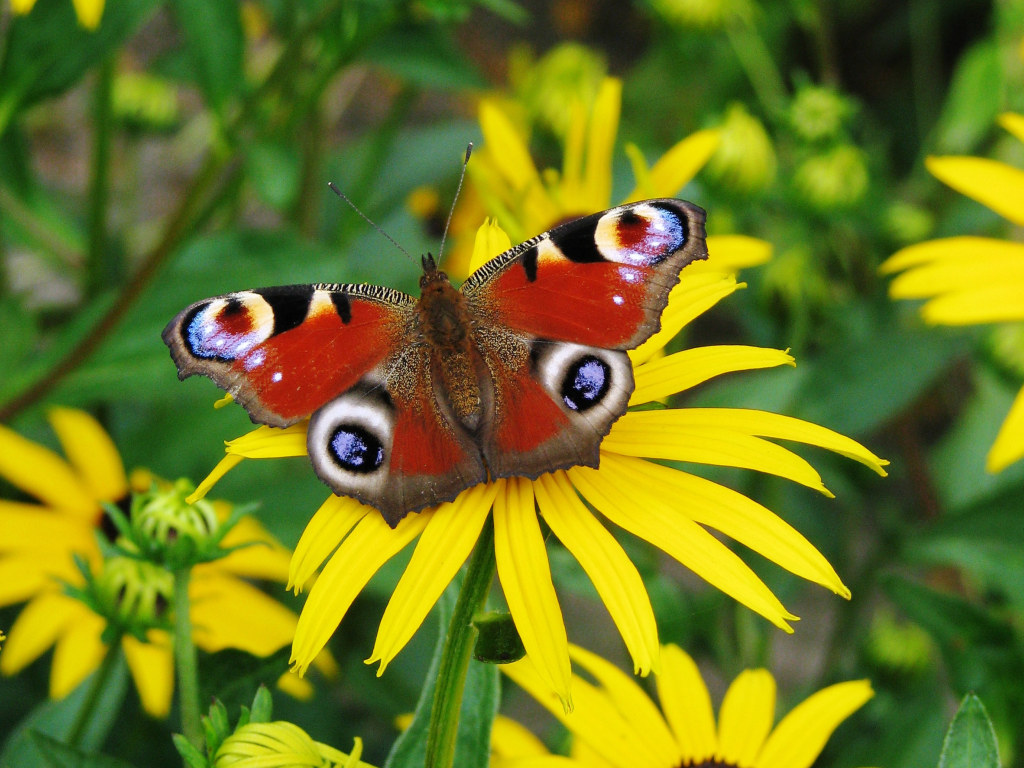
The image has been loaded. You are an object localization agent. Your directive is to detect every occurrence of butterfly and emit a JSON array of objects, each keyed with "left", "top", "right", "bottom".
[{"left": 163, "top": 199, "right": 708, "bottom": 527}]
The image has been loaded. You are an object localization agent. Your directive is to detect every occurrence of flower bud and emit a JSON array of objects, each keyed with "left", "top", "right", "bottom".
[
  {"left": 792, "top": 144, "right": 869, "bottom": 210},
  {"left": 707, "top": 102, "right": 777, "bottom": 195}
]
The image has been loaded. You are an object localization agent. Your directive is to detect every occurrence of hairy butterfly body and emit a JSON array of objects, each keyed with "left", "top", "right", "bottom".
[{"left": 163, "top": 199, "right": 708, "bottom": 526}]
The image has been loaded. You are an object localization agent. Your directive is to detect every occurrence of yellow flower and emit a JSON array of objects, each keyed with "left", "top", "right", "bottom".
[
  {"left": 0, "top": 408, "right": 328, "bottom": 717},
  {"left": 10, "top": 0, "right": 103, "bottom": 29},
  {"left": 192, "top": 220, "right": 887, "bottom": 707},
  {"left": 881, "top": 112, "right": 1024, "bottom": 472},
  {"left": 214, "top": 724, "right": 373, "bottom": 768},
  {"left": 494, "top": 642, "right": 874, "bottom": 768}
]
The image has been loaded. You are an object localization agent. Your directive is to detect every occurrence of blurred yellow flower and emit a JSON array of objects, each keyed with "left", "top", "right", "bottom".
[
  {"left": 881, "top": 112, "right": 1024, "bottom": 472},
  {"left": 0, "top": 408, "right": 328, "bottom": 717},
  {"left": 192, "top": 220, "right": 887, "bottom": 707},
  {"left": 494, "top": 642, "right": 874, "bottom": 768},
  {"left": 10, "top": 0, "right": 103, "bottom": 29}
]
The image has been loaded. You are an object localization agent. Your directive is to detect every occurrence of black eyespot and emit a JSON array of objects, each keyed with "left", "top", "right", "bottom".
[
  {"left": 561, "top": 355, "right": 611, "bottom": 412},
  {"left": 328, "top": 426, "right": 385, "bottom": 473}
]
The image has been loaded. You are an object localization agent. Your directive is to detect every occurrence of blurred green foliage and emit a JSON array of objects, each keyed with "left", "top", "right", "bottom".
[{"left": 2, "top": 0, "right": 1024, "bottom": 766}]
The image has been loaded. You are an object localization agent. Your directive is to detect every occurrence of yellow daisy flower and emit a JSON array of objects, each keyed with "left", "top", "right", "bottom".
[
  {"left": 190, "top": 219, "right": 887, "bottom": 706},
  {"left": 0, "top": 408, "right": 327, "bottom": 717},
  {"left": 9, "top": 0, "right": 104, "bottom": 29},
  {"left": 447, "top": 75, "right": 770, "bottom": 279},
  {"left": 881, "top": 112, "right": 1024, "bottom": 472},
  {"left": 494, "top": 642, "right": 874, "bottom": 768}
]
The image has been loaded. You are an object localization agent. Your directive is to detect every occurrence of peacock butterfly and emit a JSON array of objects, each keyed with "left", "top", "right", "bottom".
[{"left": 163, "top": 199, "right": 708, "bottom": 527}]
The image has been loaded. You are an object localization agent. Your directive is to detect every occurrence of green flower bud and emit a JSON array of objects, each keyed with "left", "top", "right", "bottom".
[
  {"left": 513, "top": 43, "right": 606, "bottom": 140},
  {"left": 863, "top": 610, "right": 934, "bottom": 680},
  {"left": 647, "top": 0, "right": 752, "bottom": 29},
  {"left": 789, "top": 84, "right": 853, "bottom": 143},
  {"left": 987, "top": 323, "right": 1024, "bottom": 379},
  {"left": 112, "top": 72, "right": 179, "bottom": 132},
  {"left": 792, "top": 144, "right": 869, "bottom": 210},
  {"left": 120, "top": 479, "right": 227, "bottom": 569},
  {"left": 884, "top": 201, "right": 935, "bottom": 244},
  {"left": 707, "top": 102, "right": 777, "bottom": 195},
  {"left": 92, "top": 556, "right": 173, "bottom": 636}
]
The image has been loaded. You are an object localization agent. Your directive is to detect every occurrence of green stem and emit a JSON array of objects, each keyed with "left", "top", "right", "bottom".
[
  {"left": 725, "top": 21, "right": 788, "bottom": 119},
  {"left": 425, "top": 516, "right": 496, "bottom": 768},
  {"left": 86, "top": 55, "right": 115, "bottom": 297},
  {"left": 173, "top": 567, "right": 202, "bottom": 749},
  {"left": 66, "top": 640, "right": 121, "bottom": 748}
]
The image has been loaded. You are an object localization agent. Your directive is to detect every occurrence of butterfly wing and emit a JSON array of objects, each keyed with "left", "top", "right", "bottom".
[
  {"left": 163, "top": 282, "right": 487, "bottom": 524},
  {"left": 462, "top": 199, "right": 708, "bottom": 479}
]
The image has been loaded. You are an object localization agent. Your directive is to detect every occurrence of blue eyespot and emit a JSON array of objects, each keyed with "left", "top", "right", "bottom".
[
  {"left": 562, "top": 356, "right": 611, "bottom": 412},
  {"left": 329, "top": 426, "right": 385, "bottom": 473}
]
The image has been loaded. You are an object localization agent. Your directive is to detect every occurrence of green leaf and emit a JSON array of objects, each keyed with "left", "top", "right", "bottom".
[
  {"left": 0, "top": 655, "right": 128, "bottom": 768},
  {"left": 246, "top": 141, "right": 303, "bottom": 210},
  {"left": 384, "top": 583, "right": 500, "bottom": 768},
  {"left": 0, "top": 0, "right": 158, "bottom": 121},
  {"left": 168, "top": 0, "right": 245, "bottom": 116},
  {"left": 364, "top": 25, "right": 486, "bottom": 90},
  {"left": 934, "top": 41, "right": 1003, "bottom": 154},
  {"left": 30, "top": 732, "right": 138, "bottom": 768},
  {"left": 937, "top": 695, "right": 999, "bottom": 768}
]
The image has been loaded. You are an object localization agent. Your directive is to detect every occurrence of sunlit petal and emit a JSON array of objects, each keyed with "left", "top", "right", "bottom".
[
  {"left": 695, "top": 234, "right": 772, "bottom": 272},
  {"left": 758, "top": 680, "right": 873, "bottom": 768},
  {"left": 48, "top": 408, "right": 127, "bottom": 503},
  {"left": 123, "top": 632, "right": 174, "bottom": 718},
  {"left": 70, "top": 0, "right": 104, "bottom": 29},
  {"left": 926, "top": 155, "right": 1024, "bottom": 226},
  {"left": 630, "top": 274, "right": 741, "bottom": 365},
  {"left": 535, "top": 473, "right": 659, "bottom": 676},
  {"left": 190, "top": 572, "right": 297, "bottom": 654},
  {"left": 50, "top": 610, "right": 108, "bottom": 699},
  {"left": 656, "top": 644, "right": 717, "bottom": 762},
  {"left": 570, "top": 644, "right": 679, "bottom": 764},
  {"left": 494, "top": 477, "right": 572, "bottom": 707},
  {"left": 884, "top": 241, "right": 1024, "bottom": 295},
  {"left": 987, "top": 384, "right": 1024, "bottom": 472},
  {"left": 369, "top": 483, "right": 496, "bottom": 674},
  {"left": 998, "top": 112, "right": 1024, "bottom": 144},
  {"left": 625, "top": 129, "right": 721, "bottom": 202},
  {"left": 920, "top": 286, "right": 1024, "bottom": 325},
  {"left": 226, "top": 424, "right": 309, "bottom": 457},
  {"left": 631, "top": 346, "right": 794, "bottom": 404},
  {"left": 0, "top": 423, "right": 96, "bottom": 517},
  {"left": 716, "top": 668, "right": 775, "bottom": 766},
  {"left": 291, "top": 511, "right": 428, "bottom": 675},
  {"left": 582, "top": 78, "right": 621, "bottom": 211},
  {"left": 289, "top": 495, "right": 371, "bottom": 591},
  {"left": 0, "top": 500, "right": 96, "bottom": 553},
  {"left": 470, "top": 218, "right": 513, "bottom": 272},
  {"left": 491, "top": 715, "right": 551, "bottom": 758},
  {"left": 0, "top": 592, "right": 87, "bottom": 674},
  {"left": 187, "top": 454, "right": 243, "bottom": 503},
  {"left": 0, "top": 553, "right": 81, "bottom": 607},
  {"left": 217, "top": 515, "right": 293, "bottom": 582},
  {"left": 570, "top": 459, "right": 796, "bottom": 629}
]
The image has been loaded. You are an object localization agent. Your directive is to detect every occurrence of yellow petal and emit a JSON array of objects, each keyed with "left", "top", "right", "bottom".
[
  {"left": 920, "top": 286, "right": 1024, "bottom": 325},
  {"left": 998, "top": 112, "right": 1024, "bottom": 145},
  {"left": 606, "top": 455, "right": 849, "bottom": 597},
  {"left": 50, "top": 610, "right": 108, "bottom": 699},
  {"left": 987, "top": 384, "right": 1024, "bottom": 472},
  {"left": 369, "top": 483, "right": 496, "bottom": 674},
  {"left": 491, "top": 715, "right": 551, "bottom": 758},
  {"left": 469, "top": 218, "right": 513, "bottom": 273},
  {"left": 70, "top": 0, "right": 104, "bottom": 28},
  {"left": 0, "top": 423, "right": 96, "bottom": 518},
  {"left": 716, "top": 669, "right": 776, "bottom": 766},
  {"left": 631, "top": 345, "right": 794, "bottom": 404},
  {"left": 190, "top": 571, "right": 297, "bottom": 655},
  {"left": 605, "top": 412, "right": 833, "bottom": 495},
  {"left": 10, "top": 0, "right": 37, "bottom": 13},
  {"left": 669, "top": 408, "right": 889, "bottom": 475},
  {"left": 0, "top": 592, "right": 86, "bottom": 674},
  {"left": 493, "top": 477, "right": 572, "bottom": 707},
  {"left": 123, "top": 632, "right": 174, "bottom": 718},
  {"left": 625, "top": 129, "right": 721, "bottom": 202},
  {"left": 275, "top": 671, "right": 314, "bottom": 701},
  {"left": 630, "top": 274, "right": 741, "bottom": 365},
  {"left": 226, "top": 424, "right": 309, "bottom": 457},
  {"left": 696, "top": 234, "right": 772, "bottom": 272},
  {"left": 758, "top": 680, "right": 873, "bottom": 768},
  {"left": 187, "top": 454, "right": 243, "bottom": 503},
  {"left": 0, "top": 552, "right": 82, "bottom": 607},
  {"left": 290, "top": 510, "right": 428, "bottom": 675},
  {"left": 569, "top": 644, "right": 679, "bottom": 765},
  {"left": 217, "top": 515, "right": 293, "bottom": 583},
  {"left": 581, "top": 78, "right": 621, "bottom": 211},
  {"left": 569, "top": 458, "right": 796, "bottom": 630},
  {"left": 535, "top": 473, "right": 659, "bottom": 676},
  {"left": 881, "top": 236, "right": 1024, "bottom": 274},
  {"left": 289, "top": 495, "right": 371, "bottom": 592},
  {"left": 48, "top": 408, "right": 127, "bottom": 503},
  {"left": 926, "top": 155, "right": 1024, "bottom": 226},
  {"left": 560, "top": 98, "right": 589, "bottom": 206},
  {"left": 657, "top": 644, "right": 718, "bottom": 762},
  {"left": 0, "top": 500, "right": 97, "bottom": 554}
]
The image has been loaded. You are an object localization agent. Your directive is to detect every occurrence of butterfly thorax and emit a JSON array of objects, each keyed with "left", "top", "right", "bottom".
[{"left": 418, "top": 265, "right": 485, "bottom": 432}]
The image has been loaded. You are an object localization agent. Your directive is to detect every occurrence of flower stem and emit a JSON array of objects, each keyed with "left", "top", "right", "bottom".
[
  {"left": 66, "top": 640, "right": 121, "bottom": 748},
  {"left": 173, "top": 567, "right": 202, "bottom": 748},
  {"left": 725, "top": 22, "right": 788, "bottom": 118},
  {"left": 425, "top": 515, "right": 496, "bottom": 768},
  {"left": 86, "top": 54, "right": 115, "bottom": 298}
]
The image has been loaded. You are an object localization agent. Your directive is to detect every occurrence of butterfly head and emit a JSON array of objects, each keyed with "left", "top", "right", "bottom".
[{"left": 419, "top": 253, "right": 450, "bottom": 291}]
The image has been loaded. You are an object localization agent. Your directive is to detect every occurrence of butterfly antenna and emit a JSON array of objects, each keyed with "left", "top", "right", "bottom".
[
  {"left": 327, "top": 182, "right": 414, "bottom": 262},
  {"left": 437, "top": 142, "right": 473, "bottom": 265}
]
